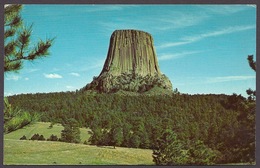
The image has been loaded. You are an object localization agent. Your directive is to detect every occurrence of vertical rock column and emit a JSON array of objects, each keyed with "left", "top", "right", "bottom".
[{"left": 101, "top": 30, "right": 161, "bottom": 76}]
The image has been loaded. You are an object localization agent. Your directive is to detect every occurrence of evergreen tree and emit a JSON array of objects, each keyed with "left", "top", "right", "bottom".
[
  {"left": 247, "top": 55, "right": 256, "bottom": 72},
  {"left": 109, "top": 126, "right": 123, "bottom": 149},
  {"left": 61, "top": 118, "right": 81, "bottom": 143},
  {"left": 186, "top": 140, "right": 217, "bottom": 165},
  {"left": 129, "top": 134, "right": 141, "bottom": 148},
  {"left": 4, "top": 4, "right": 54, "bottom": 132},
  {"left": 88, "top": 127, "right": 103, "bottom": 146},
  {"left": 121, "top": 123, "right": 132, "bottom": 147},
  {"left": 246, "top": 55, "right": 256, "bottom": 100},
  {"left": 4, "top": 4, "right": 54, "bottom": 72},
  {"left": 153, "top": 129, "right": 188, "bottom": 165}
]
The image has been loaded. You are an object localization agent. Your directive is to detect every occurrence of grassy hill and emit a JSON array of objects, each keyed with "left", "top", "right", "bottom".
[
  {"left": 4, "top": 122, "right": 154, "bottom": 165},
  {"left": 4, "top": 122, "right": 90, "bottom": 143}
]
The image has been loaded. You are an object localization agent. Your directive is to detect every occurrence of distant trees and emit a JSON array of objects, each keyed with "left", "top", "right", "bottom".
[
  {"left": 4, "top": 4, "right": 54, "bottom": 72},
  {"left": 8, "top": 92, "right": 255, "bottom": 164},
  {"left": 153, "top": 129, "right": 217, "bottom": 165},
  {"left": 215, "top": 55, "right": 257, "bottom": 163},
  {"left": 240, "top": 54, "right": 256, "bottom": 163}
]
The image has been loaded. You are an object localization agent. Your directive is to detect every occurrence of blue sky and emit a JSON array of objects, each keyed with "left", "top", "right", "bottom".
[{"left": 4, "top": 4, "right": 256, "bottom": 97}]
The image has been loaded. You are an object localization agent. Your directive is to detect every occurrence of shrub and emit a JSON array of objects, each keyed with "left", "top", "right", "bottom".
[
  {"left": 49, "top": 123, "right": 54, "bottom": 129},
  {"left": 30, "top": 133, "right": 45, "bottom": 141},
  {"left": 47, "top": 134, "right": 59, "bottom": 141},
  {"left": 20, "top": 135, "right": 27, "bottom": 140},
  {"left": 30, "top": 133, "right": 40, "bottom": 140},
  {"left": 38, "top": 135, "right": 46, "bottom": 141}
]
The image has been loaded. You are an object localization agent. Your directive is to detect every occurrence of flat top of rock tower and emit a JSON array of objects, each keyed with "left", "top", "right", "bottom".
[{"left": 112, "top": 29, "right": 152, "bottom": 36}]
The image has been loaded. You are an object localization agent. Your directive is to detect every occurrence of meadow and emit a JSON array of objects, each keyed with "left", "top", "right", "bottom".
[{"left": 4, "top": 122, "right": 154, "bottom": 165}]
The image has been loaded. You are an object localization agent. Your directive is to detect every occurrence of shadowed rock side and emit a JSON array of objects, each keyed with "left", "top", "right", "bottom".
[{"left": 83, "top": 30, "right": 173, "bottom": 93}]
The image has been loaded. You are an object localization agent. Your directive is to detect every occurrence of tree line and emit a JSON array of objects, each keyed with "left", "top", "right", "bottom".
[{"left": 7, "top": 91, "right": 255, "bottom": 164}]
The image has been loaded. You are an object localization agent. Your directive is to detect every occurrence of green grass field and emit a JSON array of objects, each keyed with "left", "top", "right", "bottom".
[
  {"left": 4, "top": 122, "right": 91, "bottom": 143},
  {"left": 4, "top": 122, "right": 154, "bottom": 165}
]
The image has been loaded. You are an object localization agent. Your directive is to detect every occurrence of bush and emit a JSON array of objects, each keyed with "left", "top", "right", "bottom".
[
  {"left": 20, "top": 135, "right": 27, "bottom": 140},
  {"left": 30, "top": 133, "right": 45, "bottom": 141},
  {"left": 83, "top": 140, "right": 88, "bottom": 145},
  {"left": 30, "top": 133, "right": 40, "bottom": 140},
  {"left": 47, "top": 134, "right": 59, "bottom": 141},
  {"left": 49, "top": 123, "right": 54, "bottom": 129},
  {"left": 38, "top": 135, "right": 46, "bottom": 141}
]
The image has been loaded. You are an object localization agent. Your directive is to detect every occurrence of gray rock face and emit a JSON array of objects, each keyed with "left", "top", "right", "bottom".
[{"left": 83, "top": 30, "right": 173, "bottom": 93}]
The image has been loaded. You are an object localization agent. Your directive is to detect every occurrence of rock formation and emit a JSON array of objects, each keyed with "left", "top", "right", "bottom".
[{"left": 83, "top": 30, "right": 172, "bottom": 93}]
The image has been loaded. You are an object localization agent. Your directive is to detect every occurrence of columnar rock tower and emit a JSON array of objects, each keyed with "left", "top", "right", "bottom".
[{"left": 83, "top": 30, "right": 172, "bottom": 93}]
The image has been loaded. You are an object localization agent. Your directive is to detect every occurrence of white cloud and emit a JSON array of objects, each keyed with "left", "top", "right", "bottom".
[
  {"left": 157, "top": 41, "right": 191, "bottom": 49},
  {"left": 69, "top": 72, "right": 80, "bottom": 77},
  {"left": 201, "top": 5, "right": 253, "bottom": 15},
  {"left": 44, "top": 73, "right": 63, "bottom": 79},
  {"left": 5, "top": 75, "right": 21, "bottom": 81},
  {"left": 183, "top": 25, "right": 255, "bottom": 42},
  {"left": 79, "top": 58, "right": 105, "bottom": 72},
  {"left": 158, "top": 51, "right": 202, "bottom": 61},
  {"left": 83, "top": 5, "right": 126, "bottom": 12},
  {"left": 99, "top": 9, "right": 208, "bottom": 35},
  {"left": 26, "top": 68, "right": 40, "bottom": 73},
  {"left": 66, "top": 86, "right": 74, "bottom": 89},
  {"left": 206, "top": 75, "right": 255, "bottom": 83},
  {"left": 155, "top": 12, "right": 209, "bottom": 31},
  {"left": 158, "top": 25, "right": 255, "bottom": 49},
  {"left": 24, "top": 77, "right": 29, "bottom": 80}
]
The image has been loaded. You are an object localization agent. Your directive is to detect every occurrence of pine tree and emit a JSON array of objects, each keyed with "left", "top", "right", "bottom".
[
  {"left": 247, "top": 55, "right": 256, "bottom": 72},
  {"left": 61, "top": 118, "right": 81, "bottom": 143},
  {"left": 4, "top": 4, "right": 54, "bottom": 72},
  {"left": 246, "top": 55, "right": 256, "bottom": 101},
  {"left": 109, "top": 126, "right": 123, "bottom": 149},
  {"left": 152, "top": 129, "right": 188, "bottom": 165}
]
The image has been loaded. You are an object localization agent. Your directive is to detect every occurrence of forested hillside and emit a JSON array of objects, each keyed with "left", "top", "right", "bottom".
[{"left": 7, "top": 91, "right": 255, "bottom": 164}]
